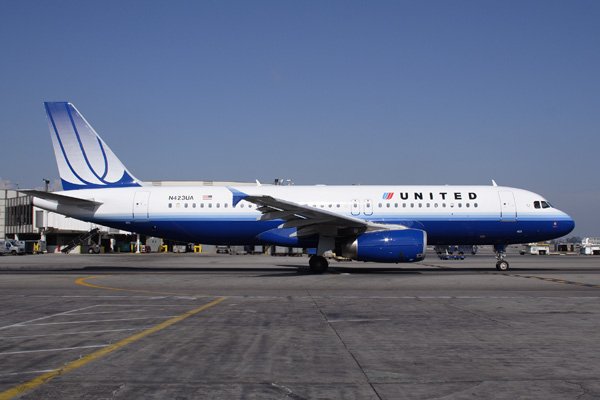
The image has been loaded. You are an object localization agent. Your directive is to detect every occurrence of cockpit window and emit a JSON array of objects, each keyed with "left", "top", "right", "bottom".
[{"left": 534, "top": 200, "right": 552, "bottom": 209}]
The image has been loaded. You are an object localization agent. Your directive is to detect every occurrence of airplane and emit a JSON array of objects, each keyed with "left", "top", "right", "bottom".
[{"left": 23, "top": 102, "right": 575, "bottom": 273}]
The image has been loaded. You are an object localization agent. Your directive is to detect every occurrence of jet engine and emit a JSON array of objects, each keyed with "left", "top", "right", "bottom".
[{"left": 341, "top": 229, "right": 427, "bottom": 263}]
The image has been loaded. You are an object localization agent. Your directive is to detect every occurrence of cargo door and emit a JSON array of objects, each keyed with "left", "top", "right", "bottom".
[
  {"left": 133, "top": 191, "right": 150, "bottom": 222},
  {"left": 498, "top": 191, "right": 517, "bottom": 221}
]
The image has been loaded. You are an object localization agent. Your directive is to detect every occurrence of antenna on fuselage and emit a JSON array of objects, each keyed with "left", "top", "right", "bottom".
[{"left": 492, "top": 179, "right": 498, "bottom": 186}]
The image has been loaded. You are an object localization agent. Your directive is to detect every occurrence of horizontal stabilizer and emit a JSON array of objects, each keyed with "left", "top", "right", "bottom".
[{"left": 20, "top": 190, "right": 103, "bottom": 207}]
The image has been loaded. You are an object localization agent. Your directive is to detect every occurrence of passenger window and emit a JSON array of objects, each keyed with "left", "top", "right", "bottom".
[
  {"left": 208, "top": 203, "right": 212, "bottom": 208},
  {"left": 184, "top": 203, "right": 188, "bottom": 208},
  {"left": 386, "top": 203, "right": 390, "bottom": 208},
  {"left": 168, "top": 203, "right": 172, "bottom": 208}
]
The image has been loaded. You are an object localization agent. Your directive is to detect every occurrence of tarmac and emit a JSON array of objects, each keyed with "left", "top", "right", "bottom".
[{"left": 0, "top": 250, "right": 599, "bottom": 399}]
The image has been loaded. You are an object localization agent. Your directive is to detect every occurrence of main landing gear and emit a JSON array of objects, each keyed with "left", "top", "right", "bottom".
[
  {"left": 309, "top": 255, "right": 329, "bottom": 274},
  {"left": 494, "top": 244, "right": 509, "bottom": 271}
]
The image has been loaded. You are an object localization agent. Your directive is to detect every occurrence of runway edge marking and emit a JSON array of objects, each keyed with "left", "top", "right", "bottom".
[{"left": 0, "top": 297, "right": 228, "bottom": 400}]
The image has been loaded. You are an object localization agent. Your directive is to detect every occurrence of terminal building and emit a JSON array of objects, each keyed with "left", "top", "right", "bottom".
[{"left": 1, "top": 189, "right": 135, "bottom": 253}]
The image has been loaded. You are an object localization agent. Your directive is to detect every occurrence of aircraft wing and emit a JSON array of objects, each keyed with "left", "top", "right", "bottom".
[{"left": 232, "top": 189, "right": 409, "bottom": 238}]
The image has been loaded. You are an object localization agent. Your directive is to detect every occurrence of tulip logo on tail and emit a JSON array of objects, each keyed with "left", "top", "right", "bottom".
[{"left": 45, "top": 102, "right": 141, "bottom": 190}]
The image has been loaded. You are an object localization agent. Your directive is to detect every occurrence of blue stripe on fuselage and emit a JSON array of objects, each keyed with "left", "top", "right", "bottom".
[{"left": 89, "top": 214, "right": 573, "bottom": 246}]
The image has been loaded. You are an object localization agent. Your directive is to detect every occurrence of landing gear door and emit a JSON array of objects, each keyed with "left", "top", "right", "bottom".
[
  {"left": 133, "top": 191, "right": 150, "bottom": 222},
  {"left": 499, "top": 191, "right": 517, "bottom": 221}
]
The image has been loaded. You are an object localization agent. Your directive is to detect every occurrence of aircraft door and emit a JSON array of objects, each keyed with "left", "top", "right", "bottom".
[
  {"left": 364, "top": 199, "right": 373, "bottom": 216},
  {"left": 133, "top": 191, "right": 151, "bottom": 222},
  {"left": 351, "top": 199, "right": 360, "bottom": 216},
  {"left": 498, "top": 191, "right": 517, "bottom": 221}
]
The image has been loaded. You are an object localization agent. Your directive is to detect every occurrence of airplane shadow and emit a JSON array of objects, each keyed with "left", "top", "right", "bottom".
[
  {"left": 0, "top": 264, "right": 560, "bottom": 276},
  {"left": 71, "top": 265, "right": 423, "bottom": 277}
]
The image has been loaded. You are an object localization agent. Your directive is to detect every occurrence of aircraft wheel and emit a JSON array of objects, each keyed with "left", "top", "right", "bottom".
[
  {"left": 496, "top": 260, "right": 509, "bottom": 271},
  {"left": 309, "top": 256, "right": 329, "bottom": 274}
]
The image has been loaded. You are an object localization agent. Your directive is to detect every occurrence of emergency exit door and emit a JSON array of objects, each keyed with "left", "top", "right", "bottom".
[{"left": 133, "top": 191, "right": 150, "bottom": 222}]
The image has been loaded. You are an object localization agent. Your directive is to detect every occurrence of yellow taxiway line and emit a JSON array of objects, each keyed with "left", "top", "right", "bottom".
[
  {"left": 0, "top": 296, "right": 227, "bottom": 399},
  {"left": 75, "top": 274, "right": 206, "bottom": 296}
]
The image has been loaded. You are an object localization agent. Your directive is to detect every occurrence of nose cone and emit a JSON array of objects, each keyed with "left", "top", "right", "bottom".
[{"left": 555, "top": 212, "right": 575, "bottom": 237}]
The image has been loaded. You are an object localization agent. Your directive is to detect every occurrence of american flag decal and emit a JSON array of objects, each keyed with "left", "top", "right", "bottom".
[{"left": 203, "top": 195, "right": 213, "bottom": 200}]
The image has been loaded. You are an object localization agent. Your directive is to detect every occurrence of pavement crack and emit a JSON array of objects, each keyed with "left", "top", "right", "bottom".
[
  {"left": 110, "top": 383, "right": 126, "bottom": 399},
  {"left": 446, "top": 303, "right": 513, "bottom": 327},
  {"left": 566, "top": 380, "right": 589, "bottom": 399},
  {"left": 270, "top": 382, "right": 307, "bottom": 400},
  {"left": 307, "top": 290, "right": 383, "bottom": 400},
  {"left": 435, "top": 381, "right": 484, "bottom": 399}
]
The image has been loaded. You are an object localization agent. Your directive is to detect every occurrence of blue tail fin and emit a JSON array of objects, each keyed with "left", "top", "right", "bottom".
[{"left": 44, "top": 102, "right": 142, "bottom": 191}]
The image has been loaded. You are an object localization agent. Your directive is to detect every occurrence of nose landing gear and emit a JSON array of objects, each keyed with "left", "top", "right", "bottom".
[{"left": 494, "top": 244, "right": 510, "bottom": 271}]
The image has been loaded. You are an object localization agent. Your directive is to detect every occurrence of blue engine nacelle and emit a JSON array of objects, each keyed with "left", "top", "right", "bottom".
[{"left": 342, "top": 229, "right": 427, "bottom": 263}]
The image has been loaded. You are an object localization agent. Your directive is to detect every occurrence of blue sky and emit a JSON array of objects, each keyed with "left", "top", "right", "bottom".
[{"left": 1, "top": 1, "right": 598, "bottom": 237}]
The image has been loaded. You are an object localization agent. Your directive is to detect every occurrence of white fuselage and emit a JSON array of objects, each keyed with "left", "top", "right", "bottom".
[{"left": 32, "top": 184, "right": 574, "bottom": 246}]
